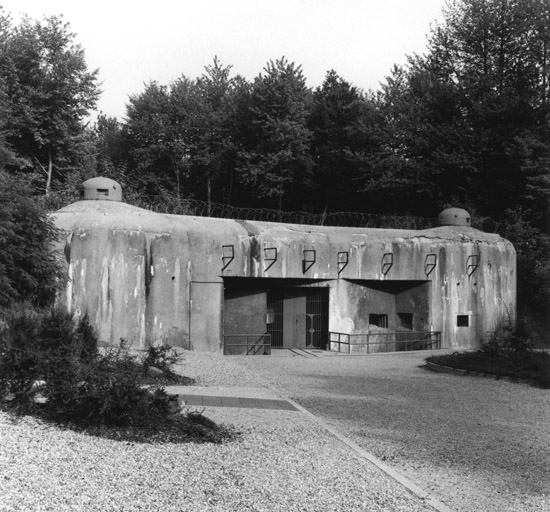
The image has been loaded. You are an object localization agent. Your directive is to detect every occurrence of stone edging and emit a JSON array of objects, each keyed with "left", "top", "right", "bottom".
[
  {"left": 268, "top": 385, "right": 455, "bottom": 512},
  {"left": 425, "top": 361, "right": 537, "bottom": 386}
]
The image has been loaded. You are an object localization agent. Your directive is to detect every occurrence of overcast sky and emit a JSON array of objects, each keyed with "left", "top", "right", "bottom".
[{"left": 1, "top": 0, "right": 446, "bottom": 120}]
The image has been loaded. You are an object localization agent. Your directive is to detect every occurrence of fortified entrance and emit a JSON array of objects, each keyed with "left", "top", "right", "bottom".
[
  {"left": 223, "top": 278, "right": 329, "bottom": 354},
  {"left": 266, "top": 288, "right": 328, "bottom": 349}
]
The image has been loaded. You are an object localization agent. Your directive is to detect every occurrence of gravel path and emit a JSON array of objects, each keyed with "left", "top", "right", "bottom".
[
  {"left": 0, "top": 351, "right": 437, "bottom": 512},
  {"left": 2, "top": 349, "right": 548, "bottom": 512},
  {"left": 222, "top": 350, "right": 550, "bottom": 512}
]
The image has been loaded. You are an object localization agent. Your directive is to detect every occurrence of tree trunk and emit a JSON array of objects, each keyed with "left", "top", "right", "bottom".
[
  {"left": 207, "top": 170, "right": 211, "bottom": 217},
  {"left": 45, "top": 147, "right": 52, "bottom": 196}
]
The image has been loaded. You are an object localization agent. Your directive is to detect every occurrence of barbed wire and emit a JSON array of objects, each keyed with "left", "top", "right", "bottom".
[
  {"left": 130, "top": 196, "right": 438, "bottom": 230},
  {"left": 47, "top": 191, "right": 499, "bottom": 232}
]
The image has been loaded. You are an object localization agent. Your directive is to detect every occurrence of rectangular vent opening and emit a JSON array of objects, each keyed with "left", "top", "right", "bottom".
[
  {"left": 397, "top": 312, "right": 413, "bottom": 330},
  {"left": 369, "top": 314, "right": 388, "bottom": 329},
  {"left": 457, "top": 315, "right": 469, "bottom": 327}
]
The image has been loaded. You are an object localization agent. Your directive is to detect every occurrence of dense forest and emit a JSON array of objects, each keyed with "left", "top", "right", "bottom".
[{"left": 0, "top": 0, "right": 549, "bottom": 331}]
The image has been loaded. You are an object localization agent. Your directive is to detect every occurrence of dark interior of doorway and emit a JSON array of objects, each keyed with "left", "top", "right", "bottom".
[{"left": 223, "top": 277, "right": 329, "bottom": 351}]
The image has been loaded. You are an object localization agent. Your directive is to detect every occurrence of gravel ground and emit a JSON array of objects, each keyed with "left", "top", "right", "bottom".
[
  {"left": 0, "top": 352, "right": 437, "bottom": 512},
  {"left": 2, "top": 349, "right": 548, "bottom": 512},
  {"left": 215, "top": 350, "right": 550, "bottom": 512}
]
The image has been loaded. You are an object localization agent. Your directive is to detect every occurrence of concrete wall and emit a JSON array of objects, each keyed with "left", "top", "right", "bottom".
[
  {"left": 224, "top": 288, "right": 267, "bottom": 354},
  {"left": 53, "top": 199, "right": 516, "bottom": 352}
]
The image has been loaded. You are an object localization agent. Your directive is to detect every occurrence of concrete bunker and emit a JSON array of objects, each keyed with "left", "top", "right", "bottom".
[{"left": 52, "top": 179, "right": 517, "bottom": 355}]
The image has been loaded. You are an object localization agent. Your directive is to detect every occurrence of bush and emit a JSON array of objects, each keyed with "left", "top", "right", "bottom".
[
  {"left": 0, "top": 309, "right": 179, "bottom": 425},
  {"left": 427, "top": 319, "right": 550, "bottom": 389},
  {"left": 497, "top": 209, "right": 550, "bottom": 341},
  {"left": 43, "top": 349, "right": 164, "bottom": 426},
  {"left": 0, "top": 308, "right": 236, "bottom": 442},
  {"left": 0, "top": 171, "right": 65, "bottom": 308},
  {"left": 141, "top": 344, "right": 182, "bottom": 380},
  {"left": 0, "top": 306, "right": 43, "bottom": 410},
  {"left": 481, "top": 321, "right": 534, "bottom": 356}
]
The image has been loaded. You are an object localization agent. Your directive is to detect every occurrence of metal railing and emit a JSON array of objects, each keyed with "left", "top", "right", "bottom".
[
  {"left": 329, "top": 331, "right": 441, "bottom": 354},
  {"left": 223, "top": 333, "right": 272, "bottom": 355}
]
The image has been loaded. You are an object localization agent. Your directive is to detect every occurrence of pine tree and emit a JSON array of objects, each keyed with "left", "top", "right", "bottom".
[{"left": 237, "top": 58, "right": 313, "bottom": 210}]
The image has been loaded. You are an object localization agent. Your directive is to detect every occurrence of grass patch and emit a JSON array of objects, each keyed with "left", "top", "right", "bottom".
[
  {"left": 427, "top": 322, "right": 550, "bottom": 389},
  {"left": 426, "top": 350, "right": 550, "bottom": 387}
]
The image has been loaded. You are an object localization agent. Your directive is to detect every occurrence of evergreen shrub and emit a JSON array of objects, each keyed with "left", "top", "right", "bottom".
[{"left": 0, "top": 309, "right": 179, "bottom": 425}]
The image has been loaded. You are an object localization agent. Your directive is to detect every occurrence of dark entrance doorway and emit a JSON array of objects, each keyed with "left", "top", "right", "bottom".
[{"left": 267, "top": 288, "right": 329, "bottom": 349}]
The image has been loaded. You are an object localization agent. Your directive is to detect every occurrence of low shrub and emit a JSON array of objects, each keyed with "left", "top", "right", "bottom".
[
  {"left": 186, "top": 409, "right": 219, "bottom": 429},
  {"left": 44, "top": 348, "right": 154, "bottom": 426},
  {"left": 481, "top": 321, "right": 534, "bottom": 355},
  {"left": 0, "top": 306, "right": 42, "bottom": 410},
  {"left": 427, "top": 322, "right": 550, "bottom": 389},
  {"left": 141, "top": 344, "right": 182, "bottom": 382},
  {"left": 0, "top": 309, "right": 204, "bottom": 429}
]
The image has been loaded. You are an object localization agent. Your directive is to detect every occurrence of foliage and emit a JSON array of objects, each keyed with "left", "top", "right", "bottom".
[
  {"left": 481, "top": 319, "right": 536, "bottom": 355},
  {"left": 0, "top": 170, "right": 64, "bottom": 308},
  {"left": 496, "top": 208, "right": 550, "bottom": 323},
  {"left": 366, "top": 0, "right": 550, "bottom": 220},
  {"left": 308, "top": 71, "right": 384, "bottom": 212},
  {"left": 0, "top": 10, "right": 100, "bottom": 194},
  {"left": 185, "top": 409, "right": 219, "bottom": 430},
  {"left": 0, "top": 306, "right": 42, "bottom": 407},
  {"left": 427, "top": 349, "right": 550, "bottom": 388},
  {"left": 141, "top": 344, "right": 182, "bottom": 382},
  {"left": 428, "top": 313, "right": 550, "bottom": 388},
  {"left": 0, "top": 309, "right": 211, "bottom": 432},
  {"left": 123, "top": 58, "right": 248, "bottom": 209},
  {"left": 237, "top": 58, "right": 314, "bottom": 210},
  {"left": 1, "top": 2, "right": 550, "bottom": 328}
]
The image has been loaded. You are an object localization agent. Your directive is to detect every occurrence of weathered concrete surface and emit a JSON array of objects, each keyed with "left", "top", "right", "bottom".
[{"left": 53, "top": 199, "right": 516, "bottom": 352}]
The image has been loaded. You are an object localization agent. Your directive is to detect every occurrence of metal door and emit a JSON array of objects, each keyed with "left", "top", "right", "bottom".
[
  {"left": 267, "top": 287, "right": 328, "bottom": 349},
  {"left": 294, "top": 314, "right": 307, "bottom": 348},
  {"left": 305, "top": 289, "right": 329, "bottom": 349},
  {"left": 189, "top": 282, "right": 222, "bottom": 352}
]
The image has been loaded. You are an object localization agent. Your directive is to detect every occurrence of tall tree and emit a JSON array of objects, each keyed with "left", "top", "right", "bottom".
[
  {"left": 376, "top": 0, "right": 550, "bottom": 322},
  {"left": 0, "top": 170, "right": 64, "bottom": 307},
  {"left": 124, "top": 80, "right": 175, "bottom": 198},
  {"left": 185, "top": 57, "right": 243, "bottom": 209},
  {"left": 0, "top": 9, "right": 15, "bottom": 170},
  {"left": 237, "top": 58, "right": 313, "bottom": 210},
  {"left": 376, "top": 0, "right": 550, "bottom": 218},
  {"left": 424, "top": 0, "right": 550, "bottom": 216},
  {"left": 124, "top": 61, "right": 248, "bottom": 209},
  {"left": 0, "top": 13, "right": 100, "bottom": 194},
  {"left": 309, "top": 70, "right": 385, "bottom": 213},
  {"left": 375, "top": 62, "right": 479, "bottom": 215}
]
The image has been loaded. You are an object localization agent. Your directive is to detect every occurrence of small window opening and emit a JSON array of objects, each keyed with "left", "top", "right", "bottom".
[
  {"left": 397, "top": 313, "right": 413, "bottom": 330},
  {"left": 457, "top": 315, "right": 469, "bottom": 327},
  {"left": 369, "top": 314, "right": 388, "bottom": 329},
  {"left": 97, "top": 189, "right": 109, "bottom": 196}
]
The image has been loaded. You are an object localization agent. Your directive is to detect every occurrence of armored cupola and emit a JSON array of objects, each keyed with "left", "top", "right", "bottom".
[
  {"left": 82, "top": 177, "right": 122, "bottom": 201},
  {"left": 437, "top": 207, "right": 471, "bottom": 227}
]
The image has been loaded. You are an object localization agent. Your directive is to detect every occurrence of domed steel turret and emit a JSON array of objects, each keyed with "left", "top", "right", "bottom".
[
  {"left": 438, "top": 207, "right": 471, "bottom": 227},
  {"left": 82, "top": 177, "right": 122, "bottom": 201}
]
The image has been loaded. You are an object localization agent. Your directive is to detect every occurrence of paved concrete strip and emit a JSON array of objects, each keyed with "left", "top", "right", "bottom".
[
  {"left": 179, "top": 394, "right": 298, "bottom": 411},
  {"left": 275, "top": 390, "right": 455, "bottom": 512}
]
